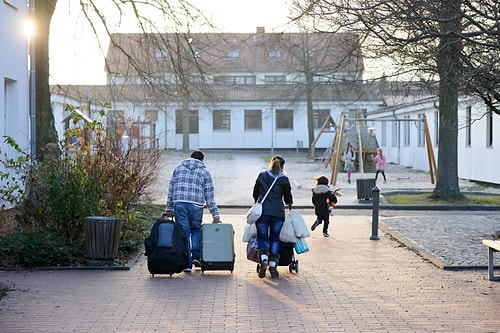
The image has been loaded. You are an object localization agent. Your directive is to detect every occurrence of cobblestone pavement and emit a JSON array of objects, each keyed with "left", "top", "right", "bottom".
[
  {"left": 1, "top": 211, "right": 499, "bottom": 332},
  {"left": 1, "top": 151, "right": 499, "bottom": 332}
]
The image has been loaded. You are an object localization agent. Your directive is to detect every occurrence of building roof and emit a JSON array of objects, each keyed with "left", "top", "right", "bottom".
[
  {"left": 51, "top": 82, "right": 384, "bottom": 106},
  {"left": 105, "top": 30, "right": 364, "bottom": 78}
]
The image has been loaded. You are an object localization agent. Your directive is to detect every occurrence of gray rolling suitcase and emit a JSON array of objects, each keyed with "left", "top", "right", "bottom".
[{"left": 200, "top": 223, "right": 235, "bottom": 273}]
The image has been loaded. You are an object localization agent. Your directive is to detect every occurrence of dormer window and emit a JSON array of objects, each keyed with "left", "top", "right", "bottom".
[
  {"left": 268, "top": 50, "right": 281, "bottom": 58},
  {"left": 155, "top": 50, "right": 168, "bottom": 59},
  {"left": 227, "top": 51, "right": 240, "bottom": 58}
]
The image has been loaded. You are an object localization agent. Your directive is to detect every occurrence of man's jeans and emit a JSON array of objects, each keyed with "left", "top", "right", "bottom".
[
  {"left": 174, "top": 202, "right": 203, "bottom": 267},
  {"left": 256, "top": 215, "right": 284, "bottom": 255}
]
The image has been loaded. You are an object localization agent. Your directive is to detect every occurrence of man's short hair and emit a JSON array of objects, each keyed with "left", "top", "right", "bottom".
[{"left": 191, "top": 150, "right": 205, "bottom": 161}]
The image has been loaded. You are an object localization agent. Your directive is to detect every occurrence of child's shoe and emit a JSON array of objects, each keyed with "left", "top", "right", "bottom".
[{"left": 311, "top": 219, "right": 321, "bottom": 231}]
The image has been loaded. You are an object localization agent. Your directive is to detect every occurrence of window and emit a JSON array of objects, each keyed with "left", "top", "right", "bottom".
[
  {"left": 175, "top": 110, "right": 199, "bottom": 134},
  {"left": 313, "top": 110, "right": 330, "bottom": 129},
  {"left": 417, "top": 113, "right": 425, "bottom": 147},
  {"left": 213, "top": 110, "right": 231, "bottom": 130},
  {"left": 155, "top": 50, "right": 168, "bottom": 59},
  {"left": 276, "top": 110, "right": 293, "bottom": 129},
  {"left": 486, "top": 108, "right": 493, "bottom": 147},
  {"left": 381, "top": 121, "right": 387, "bottom": 146},
  {"left": 264, "top": 75, "right": 286, "bottom": 84},
  {"left": 2, "top": 78, "right": 17, "bottom": 144},
  {"left": 214, "top": 76, "right": 256, "bottom": 85},
  {"left": 391, "top": 121, "right": 398, "bottom": 147},
  {"left": 313, "top": 75, "right": 327, "bottom": 83},
  {"left": 188, "top": 76, "right": 203, "bottom": 83},
  {"left": 465, "top": 106, "right": 471, "bottom": 147},
  {"left": 107, "top": 111, "right": 125, "bottom": 140},
  {"left": 403, "top": 115, "right": 410, "bottom": 146},
  {"left": 145, "top": 110, "right": 158, "bottom": 122},
  {"left": 227, "top": 51, "right": 240, "bottom": 58},
  {"left": 268, "top": 50, "right": 281, "bottom": 58},
  {"left": 245, "top": 110, "right": 262, "bottom": 130}
]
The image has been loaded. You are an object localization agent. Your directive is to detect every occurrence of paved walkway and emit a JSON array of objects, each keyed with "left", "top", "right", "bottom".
[{"left": 0, "top": 151, "right": 499, "bottom": 332}]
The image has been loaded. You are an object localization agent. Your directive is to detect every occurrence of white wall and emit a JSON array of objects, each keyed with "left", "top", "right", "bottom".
[
  {"left": 370, "top": 96, "right": 500, "bottom": 185},
  {"left": 0, "top": 1, "right": 30, "bottom": 208},
  {"left": 0, "top": 1, "right": 30, "bottom": 151},
  {"left": 153, "top": 100, "right": 382, "bottom": 151}
]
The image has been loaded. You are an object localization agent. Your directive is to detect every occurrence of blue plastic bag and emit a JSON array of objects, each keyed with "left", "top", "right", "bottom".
[{"left": 294, "top": 237, "right": 310, "bottom": 254}]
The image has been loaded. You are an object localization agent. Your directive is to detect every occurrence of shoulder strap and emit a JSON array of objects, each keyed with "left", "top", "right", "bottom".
[{"left": 259, "top": 176, "right": 279, "bottom": 204}]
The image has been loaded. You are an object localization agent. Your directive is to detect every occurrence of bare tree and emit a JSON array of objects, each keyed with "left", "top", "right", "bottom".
[
  {"left": 268, "top": 31, "right": 364, "bottom": 155},
  {"left": 292, "top": 0, "right": 500, "bottom": 199},
  {"left": 36, "top": 0, "right": 213, "bottom": 156}
]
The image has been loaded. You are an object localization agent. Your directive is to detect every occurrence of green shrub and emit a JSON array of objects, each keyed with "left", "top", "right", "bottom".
[
  {"left": 0, "top": 104, "right": 162, "bottom": 267},
  {"left": 0, "top": 229, "right": 84, "bottom": 267}
]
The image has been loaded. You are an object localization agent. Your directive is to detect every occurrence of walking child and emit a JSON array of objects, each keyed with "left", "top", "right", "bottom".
[
  {"left": 310, "top": 176, "right": 338, "bottom": 237},
  {"left": 372, "top": 148, "right": 387, "bottom": 183},
  {"left": 343, "top": 142, "right": 355, "bottom": 184}
]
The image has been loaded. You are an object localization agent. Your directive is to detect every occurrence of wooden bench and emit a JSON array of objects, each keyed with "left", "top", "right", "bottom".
[{"left": 482, "top": 240, "right": 500, "bottom": 281}]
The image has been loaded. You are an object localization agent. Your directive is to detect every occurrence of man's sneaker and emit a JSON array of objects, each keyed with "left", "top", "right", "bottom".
[
  {"left": 323, "top": 232, "right": 329, "bottom": 237},
  {"left": 183, "top": 267, "right": 192, "bottom": 273},
  {"left": 192, "top": 259, "right": 201, "bottom": 268},
  {"left": 311, "top": 220, "right": 321, "bottom": 231}
]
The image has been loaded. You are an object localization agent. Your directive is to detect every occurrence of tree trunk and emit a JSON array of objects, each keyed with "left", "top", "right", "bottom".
[
  {"left": 35, "top": 0, "right": 59, "bottom": 161},
  {"left": 433, "top": 1, "right": 463, "bottom": 199}
]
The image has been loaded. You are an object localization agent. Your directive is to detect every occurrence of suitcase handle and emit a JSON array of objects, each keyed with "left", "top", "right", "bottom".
[{"left": 162, "top": 213, "right": 174, "bottom": 221}]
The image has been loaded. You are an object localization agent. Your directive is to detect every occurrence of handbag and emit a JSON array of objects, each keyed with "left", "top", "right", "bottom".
[
  {"left": 246, "top": 176, "right": 279, "bottom": 225},
  {"left": 246, "top": 236, "right": 260, "bottom": 263},
  {"left": 294, "top": 237, "right": 310, "bottom": 254}
]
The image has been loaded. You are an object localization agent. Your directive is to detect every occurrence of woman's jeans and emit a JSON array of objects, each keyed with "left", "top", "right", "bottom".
[
  {"left": 174, "top": 202, "right": 203, "bottom": 267},
  {"left": 256, "top": 215, "right": 284, "bottom": 255}
]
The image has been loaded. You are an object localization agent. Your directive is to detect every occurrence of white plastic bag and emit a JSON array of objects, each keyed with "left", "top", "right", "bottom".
[
  {"left": 279, "top": 213, "right": 297, "bottom": 243},
  {"left": 290, "top": 210, "right": 310, "bottom": 238},
  {"left": 242, "top": 223, "right": 257, "bottom": 242}
]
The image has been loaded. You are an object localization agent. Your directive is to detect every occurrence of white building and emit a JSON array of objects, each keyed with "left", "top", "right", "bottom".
[
  {"left": 50, "top": 29, "right": 500, "bottom": 185},
  {"left": 52, "top": 29, "right": 384, "bottom": 151},
  {"left": 368, "top": 90, "right": 500, "bottom": 185},
  {"left": 0, "top": 0, "right": 31, "bottom": 208}
]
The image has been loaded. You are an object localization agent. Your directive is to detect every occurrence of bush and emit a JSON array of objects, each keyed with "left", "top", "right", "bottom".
[
  {"left": 0, "top": 104, "right": 162, "bottom": 267},
  {"left": 0, "top": 229, "right": 84, "bottom": 267}
]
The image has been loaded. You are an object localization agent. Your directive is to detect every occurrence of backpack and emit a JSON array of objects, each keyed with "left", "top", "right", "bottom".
[{"left": 144, "top": 217, "right": 188, "bottom": 276}]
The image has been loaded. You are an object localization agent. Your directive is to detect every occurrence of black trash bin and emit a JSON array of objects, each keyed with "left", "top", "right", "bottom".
[
  {"left": 356, "top": 178, "right": 376, "bottom": 200},
  {"left": 85, "top": 216, "right": 122, "bottom": 260}
]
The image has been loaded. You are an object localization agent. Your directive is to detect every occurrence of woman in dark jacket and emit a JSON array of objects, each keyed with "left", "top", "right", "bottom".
[{"left": 252, "top": 155, "right": 293, "bottom": 278}]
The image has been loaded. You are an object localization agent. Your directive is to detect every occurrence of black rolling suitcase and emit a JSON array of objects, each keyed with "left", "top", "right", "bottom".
[
  {"left": 200, "top": 222, "right": 235, "bottom": 273},
  {"left": 144, "top": 216, "right": 188, "bottom": 277}
]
